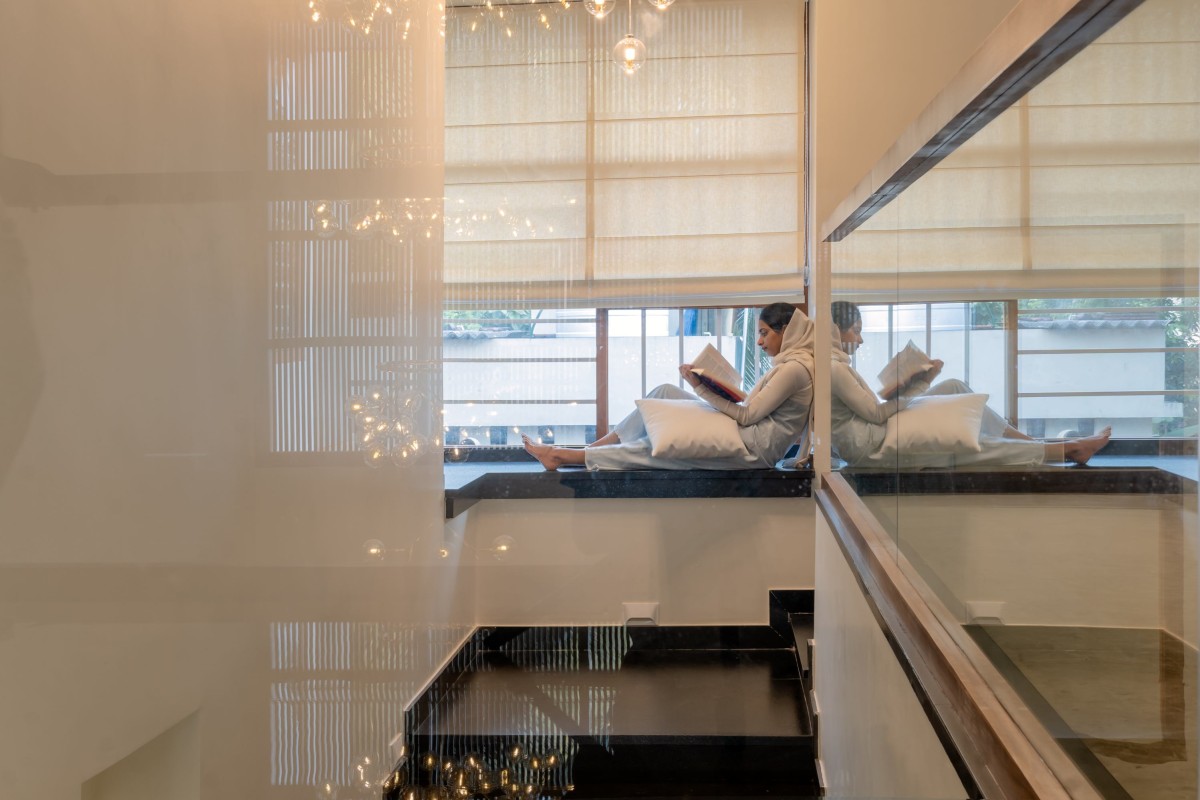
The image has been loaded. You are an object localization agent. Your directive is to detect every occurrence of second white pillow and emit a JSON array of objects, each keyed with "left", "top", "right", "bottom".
[
  {"left": 871, "top": 393, "right": 989, "bottom": 459},
  {"left": 636, "top": 398, "right": 752, "bottom": 460}
]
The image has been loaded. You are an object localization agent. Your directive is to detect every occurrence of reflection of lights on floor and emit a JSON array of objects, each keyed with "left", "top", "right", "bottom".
[{"left": 373, "top": 744, "right": 569, "bottom": 799}]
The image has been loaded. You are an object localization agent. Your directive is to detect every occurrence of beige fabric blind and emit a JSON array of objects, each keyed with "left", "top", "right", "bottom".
[
  {"left": 445, "top": 0, "right": 804, "bottom": 307},
  {"left": 833, "top": 0, "right": 1199, "bottom": 300}
]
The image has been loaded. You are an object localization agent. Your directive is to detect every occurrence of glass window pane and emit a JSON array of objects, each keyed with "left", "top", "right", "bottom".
[{"left": 443, "top": 308, "right": 597, "bottom": 446}]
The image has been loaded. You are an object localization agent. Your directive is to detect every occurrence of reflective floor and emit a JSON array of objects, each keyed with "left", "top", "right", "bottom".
[{"left": 967, "top": 625, "right": 1197, "bottom": 800}]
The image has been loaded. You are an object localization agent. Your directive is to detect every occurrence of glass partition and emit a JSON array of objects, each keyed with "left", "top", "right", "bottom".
[{"left": 829, "top": 0, "right": 1198, "bottom": 797}]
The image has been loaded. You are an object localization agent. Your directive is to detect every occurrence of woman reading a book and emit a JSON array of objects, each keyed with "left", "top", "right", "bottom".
[
  {"left": 830, "top": 301, "right": 1110, "bottom": 466},
  {"left": 523, "top": 303, "right": 814, "bottom": 471}
]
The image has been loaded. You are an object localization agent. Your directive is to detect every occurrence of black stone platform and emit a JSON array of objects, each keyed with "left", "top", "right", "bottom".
[
  {"left": 391, "top": 623, "right": 819, "bottom": 798},
  {"left": 445, "top": 463, "right": 813, "bottom": 518},
  {"left": 844, "top": 464, "right": 1194, "bottom": 497}
]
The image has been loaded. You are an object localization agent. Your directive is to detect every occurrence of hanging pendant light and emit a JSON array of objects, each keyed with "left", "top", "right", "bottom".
[
  {"left": 611, "top": 0, "right": 645, "bottom": 75},
  {"left": 647, "top": 0, "right": 675, "bottom": 9},
  {"left": 584, "top": 0, "right": 613, "bottom": 19},
  {"left": 613, "top": 34, "right": 646, "bottom": 75}
]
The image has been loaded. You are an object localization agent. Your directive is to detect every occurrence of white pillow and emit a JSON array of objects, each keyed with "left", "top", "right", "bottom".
[
  {"left": 870, "top": 393, "right": 989, "bottom": 459},
  {"left": 636, "top": 398, "right": 752, "bottom": 460}
]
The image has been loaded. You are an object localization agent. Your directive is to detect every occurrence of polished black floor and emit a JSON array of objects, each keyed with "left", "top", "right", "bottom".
[{"left": 394, "top": 625, "right": 819, "bottom": 798}]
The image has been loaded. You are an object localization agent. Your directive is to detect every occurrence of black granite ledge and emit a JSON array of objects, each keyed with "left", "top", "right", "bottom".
[
  {"left": 445, "top": 465, "right": 813, "bottom": 518},
  {"left": 482, "top": 624, "right": 797, "bottom": 652},
  {"left": 769, "top": 590, "right": 814, "bottom": 659},
  {"left": 844, "top": 464, "right": 1195, "bottom": 497},
  {"left": 1099, "top": 438, "right": 1196, "bottom": 456}
]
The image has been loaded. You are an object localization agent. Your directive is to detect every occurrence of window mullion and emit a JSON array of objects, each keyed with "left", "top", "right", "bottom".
[
  {"left": 641, "top": 309, "right": 648, "bottom": 399},
  {"left": 597, "top": 309, "right": 609, "bottom": 437}
]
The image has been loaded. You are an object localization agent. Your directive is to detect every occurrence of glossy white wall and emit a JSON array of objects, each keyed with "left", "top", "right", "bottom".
[
  {"left": 867, "top": 494, "right": 1196, "bottom": 643},
  {"left": 460, "top": 498, "right": 815, "bottom": 626},
  {"left": 0, "top": 2, "right": 465, "bottom": 798}
]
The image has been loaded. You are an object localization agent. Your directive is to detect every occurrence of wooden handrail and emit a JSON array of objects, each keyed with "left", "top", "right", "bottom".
[{"left": 816, "top": 473, "right": 1104, "bottom": 800}]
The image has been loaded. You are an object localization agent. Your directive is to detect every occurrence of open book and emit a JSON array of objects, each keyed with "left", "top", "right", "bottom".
[
  {"left": 877, "top": 340, "right": 935, "bottom": 399},
  {"left": 691, "top": 344, "right": 746, "bottom": 403}
]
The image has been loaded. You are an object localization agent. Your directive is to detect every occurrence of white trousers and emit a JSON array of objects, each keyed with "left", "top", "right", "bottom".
[{"left": 888, "top": 379, "right": 1045, "bottom": 468}]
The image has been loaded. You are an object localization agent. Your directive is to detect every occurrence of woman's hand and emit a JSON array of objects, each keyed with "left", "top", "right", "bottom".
[
  {"left": 883, "top": 359, "right": 945, "bottom": 399},
  {"left": 923, "top": 359, "right": 944, "bottom": 383},
  {"left": 679, "top": 363, "right": 701, "bottom": 388}
]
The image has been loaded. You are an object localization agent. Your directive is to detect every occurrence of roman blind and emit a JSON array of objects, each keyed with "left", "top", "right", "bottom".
[
  {"left": 445, "top": 0, "right": 804, "bottom": 308},
  {"left": 833, "top": 0, "right": 1199, "bottom": 300}
]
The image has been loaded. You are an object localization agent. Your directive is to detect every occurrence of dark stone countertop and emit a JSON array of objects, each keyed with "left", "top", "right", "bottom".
[
  {"left": 444, "top": 463, "right": 813, "bottom": 518},
  {"left": 844, "top": 463, "right": 1195, "bottom": 497},
  {"left": 443, "top": 457, "right": 1194, "bottom": 519}
]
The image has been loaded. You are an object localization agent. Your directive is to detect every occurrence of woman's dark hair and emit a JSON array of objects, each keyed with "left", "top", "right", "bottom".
[
  {"left": 759, "top": 302, "right": 797, "bottom": 332},
  {"left": 831, "top": 301, "right": 862, "bottom": 332}
]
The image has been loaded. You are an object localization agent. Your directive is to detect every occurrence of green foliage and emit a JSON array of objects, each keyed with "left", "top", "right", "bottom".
[
  {"left": 443, "top": 309, "right": 532, "bottom": 333},
  {"left": 970, "top": 301, "right": 1005, "bottom": 329},
  {"left": 1161, "top": 299, "right": 1199, "bottom": 435},
  {"left": 1014, "top": 297, "right": 1199, "bottom": 436}
]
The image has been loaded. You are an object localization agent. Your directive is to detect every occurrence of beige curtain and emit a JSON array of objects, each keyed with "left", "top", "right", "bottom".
[
  {"left": 445, "top": 0, "right": 804, "bottom": 308},
  {"left": 834, "top": 0, "right": 1199, "bottom": 300}
]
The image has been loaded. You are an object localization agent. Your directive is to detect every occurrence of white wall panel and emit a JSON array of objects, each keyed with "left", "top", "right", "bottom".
[{"left": 814, "top": 512, "right": 968, "bottom": 799}]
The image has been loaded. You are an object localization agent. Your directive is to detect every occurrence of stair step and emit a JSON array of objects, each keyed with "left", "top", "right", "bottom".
[
  {"left": 789, "top": 613, "right": 815, "bottom": 677},
  {"left": 392, "top": 625, "right": 819, "bottom": 798}
]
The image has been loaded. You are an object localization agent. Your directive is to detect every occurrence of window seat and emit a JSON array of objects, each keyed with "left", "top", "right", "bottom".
[
  {"left": 444, "top": 458, "right": 1191, "bottom": 518},
  {"left": 444, "top": 463, "right": 813, "bottom": 518}
]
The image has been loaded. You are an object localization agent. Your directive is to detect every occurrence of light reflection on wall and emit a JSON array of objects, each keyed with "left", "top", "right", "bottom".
[
  {"left": 269, "top": 623, "right": 470, "bottom": 787},
  {"left": 265, "top": 10, "right": 443, "bottom": 458}
]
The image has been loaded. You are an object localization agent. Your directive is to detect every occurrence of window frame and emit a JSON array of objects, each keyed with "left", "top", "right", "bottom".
[
  {"left": 439, "top": 303, "right": 779, "bottom": 452},
  {"left": 849, "top": 297, "right": 1199, "bottom": 440}
]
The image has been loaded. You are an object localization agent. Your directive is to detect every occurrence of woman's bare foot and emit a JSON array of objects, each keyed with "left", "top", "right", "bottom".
[
  {"left": 523, "top": 435, "right": 564, "bottom": 470},
  {"left": 522, "top": 435, "right": 586, "bottom": 470},
  {"left": 1063, "top": 426, "right": 1112, "bottom": 465}
]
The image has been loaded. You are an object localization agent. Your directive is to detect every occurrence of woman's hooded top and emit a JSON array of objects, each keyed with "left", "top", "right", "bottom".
[
  {"left": 829, "top": 319, "right": 928, "bottom": 464},
  {"left": 773, "top": 308, "right": 817, "bottom": 375},
  {"left": 694, "top": 309, "right": 816, "bottom": 466}
]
